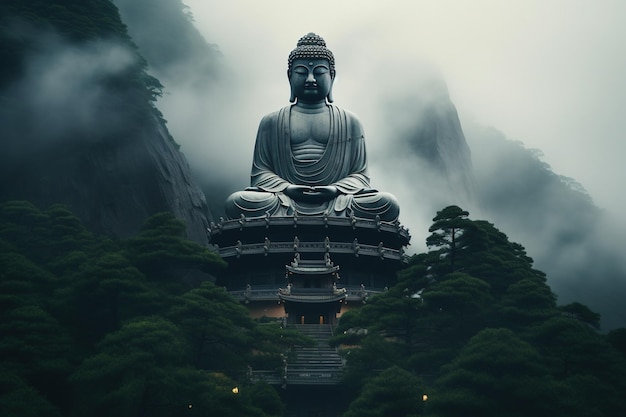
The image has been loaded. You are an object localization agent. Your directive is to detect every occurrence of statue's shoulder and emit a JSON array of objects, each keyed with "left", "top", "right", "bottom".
[
  {"left": 259, "top": 106, "right": 289, "bottom": 134},
  {"left": 258, "top": 106, "right": 291, "bottom": 127},
  {"left": 329, "top": 104, "right": 364, "bottom": 137}
]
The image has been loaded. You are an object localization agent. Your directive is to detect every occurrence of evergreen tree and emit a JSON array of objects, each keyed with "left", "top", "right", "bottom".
[
  {"left": 0, "top": 370, "right": 62, "bottom": 417},
  {"left": 127, "top": 212, "right": 225, "bottom": 284},
  {"left": 343, "top": 366, "right": 427, "bottom": 417},
  {"left": 336, "top": 206, "right": 626, "bottom": 416},
  {"left": 429, "top": 328, "right": 565, "bottom": 417},
  {"left": 167, "top": 282, "right": 256, "bottom": 372},
  {"left": 426, "top": 205, "right": 471, "bottom": 272},
  {"left": 0, "top": 305, "right": 77, "bottom": 411}
]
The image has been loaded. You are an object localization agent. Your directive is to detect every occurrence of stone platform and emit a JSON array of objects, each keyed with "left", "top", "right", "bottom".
[{"left": 208, "top": 215, "right": 410, "bottom": 290}]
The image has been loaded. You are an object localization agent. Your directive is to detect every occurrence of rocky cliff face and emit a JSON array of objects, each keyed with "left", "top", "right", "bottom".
[
  {"left": 407, "top": 91, "right": 475, "bottom": 205},
  {"left": 0, "top": 1, "right": 211, "bottom": 244},
  {"left": 0, "top": 112, "right": 210, "bottom": 244},
  {"left": 373, "top": 74, "right": 475, "bottom": 225}
]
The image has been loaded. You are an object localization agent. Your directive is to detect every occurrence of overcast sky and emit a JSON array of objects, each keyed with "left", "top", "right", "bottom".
[{"left": 181, "top": 0, "right": 626, "bottom": 218}]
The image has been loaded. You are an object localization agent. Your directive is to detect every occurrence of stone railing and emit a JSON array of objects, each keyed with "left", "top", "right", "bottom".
[
  {"left": 218, "top": 239, "right": 405, "bottom": 261},
  {"left": 229, "top": 285, "right": 385, "bottom": 303},
  {"left": 208, "top": 215, "right": 410, "bottom": 240}
]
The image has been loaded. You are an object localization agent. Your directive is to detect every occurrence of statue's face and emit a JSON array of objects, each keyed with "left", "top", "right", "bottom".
[{"left": 289, "top": 58, "right": 334, "bottom": 104}]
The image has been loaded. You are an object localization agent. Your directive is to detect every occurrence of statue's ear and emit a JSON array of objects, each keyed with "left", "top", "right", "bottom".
[
  {"left": 288, "top": 69, "right": 296, "bottom": 103},
  {"left": 289, "top": 87, "right": 296, "bottom": 103},
  {"left": 327, "top": 78, "right": 335, "bottom": 103}
]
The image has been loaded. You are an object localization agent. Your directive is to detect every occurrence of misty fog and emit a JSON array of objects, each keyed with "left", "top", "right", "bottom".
[
  {"left": 5, "top": 1, "right": 623, "bottom": 329},
  {"left": 150, "top": 1, "right": 623, "bottom": 329},
  {"left": 0, "top": 32, "right": 139, "bottom": 155}
]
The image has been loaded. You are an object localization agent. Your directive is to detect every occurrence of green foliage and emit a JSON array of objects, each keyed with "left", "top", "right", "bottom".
[
  {"left": 526, "top": 315, "right": 626, "bottom": 385},
  {"left": 559, "top": 301, "right": 601, "bottom": 329},
  {"left": 0, "top": 201, "right": 95, "bottom": 266},
  {"left": 127, "top": 212, "right": 225, "bottom": 280},
  {"left": 338, "top": 206, "right": 626, "bottom": 416},
  {"left": 342, "top": 366, "right": 426, "bottom": 417},
  {"left": 498, "top": 277, "right": 556, "bottom": 327},
  {"left": 339, "top": 334, "right": 404, "bottom": 387},
  {"left": 54, "top": 250, "right": 154, "bottom": 345},
  {"left": 2, "top": 199, "right": 625, "bottom": 415},
  {"left": 429, "top": 328, "right": 562, "bottom": 417},
  {"left": 69, "top": 317, "right": 190, "bottom": 416},
  {"left": 606, "top": 327, "right": 626, "bottom": 358},
  {"left": 0, "top": 201, "right": 282, "bottom": 416},
  {"left": 0, "top": 250, "right": 56, "bottom": 312},
  {"left": 242, "top": 382, "right": 285, "bottom": 417},
  {"left": 69, "top": 316, "right": 272, "bottom": 417},
  {"left": 0, "top": 370, "right": 62, "bottom": 417},
  {"left": 0, "top": 305, "right": 75, "bottom": 377},
  {"left": 0, "top": 305, "right": 77, "bottom": 410},
  {"left": 426, "top": 205, "right": 471, "bottom": 271},
  {"left": 167, "top": 282, "right": 255, "bottom": 371}
]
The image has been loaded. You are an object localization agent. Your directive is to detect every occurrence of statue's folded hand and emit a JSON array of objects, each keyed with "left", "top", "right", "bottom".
[
  {"left": 310, "top": 185, "right": 339, "bottom": 200},
  {"left": 284, "top": 184, "right": 314, "bottom": 199},
  {"left": 284, "top": 184, "right": 338, "bottom": 202}
]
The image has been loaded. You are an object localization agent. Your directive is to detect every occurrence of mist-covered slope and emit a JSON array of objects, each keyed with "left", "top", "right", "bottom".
[
  {"left": 113, "top": 0, "right": 222, "bottom": 87},
  {"left": 0, "top": 0, "right": 211, "bottom": 243},
  {"left": 113, "top": 0, "right": 234, "bottom": 218},
  {"left": 368, "top": 64, "right": 624, "bottom": 329},
  {"left": 379, "top": 78, "right": 475, "bottom": 211},
  {"left": 466, "top": 125, "right": 626, "bottom": 330}
]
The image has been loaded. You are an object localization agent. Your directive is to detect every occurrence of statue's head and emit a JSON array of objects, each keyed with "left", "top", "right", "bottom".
[{"left": 288, "top": 33, "right": 335, "bottom": 103}]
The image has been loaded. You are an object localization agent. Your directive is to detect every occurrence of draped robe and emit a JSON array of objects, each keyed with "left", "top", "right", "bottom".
[{"left": 225, "top": 104, "right": 399, "bottom": 220}]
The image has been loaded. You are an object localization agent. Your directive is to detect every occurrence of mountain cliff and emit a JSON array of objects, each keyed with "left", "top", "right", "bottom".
[
  {"left": 396, "top": 80, "right": 475, "bottom": 207},
  {"left": 0, "top": 0, "right": 211, "bottom": 243},
  {"left": 467, "top": 125, "right": 626, "bottom": 330},
  {"left": 375, "top": 67, "right": 624, "bottom": 329}
]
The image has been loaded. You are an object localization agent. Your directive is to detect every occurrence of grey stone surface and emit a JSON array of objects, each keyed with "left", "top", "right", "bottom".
[{"left": 0, "top": 115, "right": 211, "bottom": 244}]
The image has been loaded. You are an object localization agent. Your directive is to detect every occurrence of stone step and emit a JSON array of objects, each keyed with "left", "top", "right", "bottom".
[
  {"left": 293, "top": 357, "right": 340, "bottom": 362},
  {"left": 287, "top": 364, "right": 341, "bottom": 373},
  {"left": 288, "top": 365, "right": 342, "bottom": 370},
  {"left": 294, "top": 355, "right": 340, "bottom": 361},
  {"left": 295, "top": 348, "right": 339, "bottom": 353},
  {"left": 294, "top": 356, "right": 340, "bottom": 361},
  {"left": 293, "top": 356, "right": 341, "bottom": 361},
  {"left": 283, "top": 324, "right": 344, "bottom": 385}
]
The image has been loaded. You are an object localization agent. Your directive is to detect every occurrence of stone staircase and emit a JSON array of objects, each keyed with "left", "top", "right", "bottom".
[{"left": 286, "top": 324, "right": 344, "bottom": 385}]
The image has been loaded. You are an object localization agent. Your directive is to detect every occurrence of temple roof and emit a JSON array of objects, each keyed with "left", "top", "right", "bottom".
[
  {"left": 278, "top": 293, "right": 346, "bottom": 303},
  {"left": 286, "top": 263, "right": 339, "bottom": 275}
]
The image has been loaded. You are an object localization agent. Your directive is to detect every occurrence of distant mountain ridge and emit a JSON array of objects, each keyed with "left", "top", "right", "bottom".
[{"left": 467, "top": 124, "right": 626, "bottom": 330}]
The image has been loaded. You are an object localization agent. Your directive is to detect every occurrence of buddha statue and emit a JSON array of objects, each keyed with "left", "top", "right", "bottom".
[{"left": 225, "top": 33, "right": 400, "bottom": 222}]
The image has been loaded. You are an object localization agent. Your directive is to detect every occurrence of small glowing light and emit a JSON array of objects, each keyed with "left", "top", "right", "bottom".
[
  {"left": 232, "top": 387, "right": 239, "bottom": 394},
  {"left": 422, "top": 394, "right": 428, "bottom": 402},
  {"left": 188, "top": 404, "right": 193, "bottom": 409}
]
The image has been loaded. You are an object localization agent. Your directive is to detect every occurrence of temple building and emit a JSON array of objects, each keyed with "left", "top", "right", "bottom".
[
  {"left": 209, "top": 214, "right": 410, "bottom": 324},
  {"left": 208, "top": 34, "right": 410, "bottom": 407}
]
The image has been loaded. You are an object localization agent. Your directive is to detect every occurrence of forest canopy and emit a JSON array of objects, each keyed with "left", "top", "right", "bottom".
[
  {"left": 0, "top": 201, "right": 308, "bottom": 416},
  {"left": 1, "top": 201, "right": 625, "bottom": 416},
  {"left": 334, "top": 205, "right": 626, "bottom": 417}
]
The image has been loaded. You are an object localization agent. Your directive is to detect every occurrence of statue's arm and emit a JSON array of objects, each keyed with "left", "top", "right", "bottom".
[
  {"left": 250, "top": 113, "right": 292, "bottom": 192},
  {"left": 249, "top": 110, "right": 334, "bottom": 202},
  {"left": 330, "top": 113, "right": 371, "bottom": 194}
]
